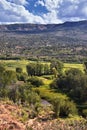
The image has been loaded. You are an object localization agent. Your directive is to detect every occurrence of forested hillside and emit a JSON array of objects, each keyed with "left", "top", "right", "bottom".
[{"left": 0, "top": 20, "right": 87, "bottom": 62}]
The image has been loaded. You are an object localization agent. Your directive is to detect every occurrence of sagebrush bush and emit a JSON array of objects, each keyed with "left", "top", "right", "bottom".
[{"left": 52, "top": 97, "right": 78, "bottom": 118}]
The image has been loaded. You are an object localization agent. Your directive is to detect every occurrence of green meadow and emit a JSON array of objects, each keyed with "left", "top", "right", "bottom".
[
  {"left": 0, "top": 60, "right": 30, "bottom": 72},
  {"left": 0, "top": 60, "right": 84, "bottom": 73},
  {"left": 64, "top": 63, "right": 84, "bottom": 72},
  {"left": 0, "top": 59, "right": 84, "bottom": 103}
]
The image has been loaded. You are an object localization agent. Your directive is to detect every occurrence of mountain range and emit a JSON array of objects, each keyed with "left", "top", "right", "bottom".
[
  {"left": 0, "top": 20, "right": 87, "bottom": 33},
  {"left": 0, "top": 20, "right": 87, "bottom": 62}
]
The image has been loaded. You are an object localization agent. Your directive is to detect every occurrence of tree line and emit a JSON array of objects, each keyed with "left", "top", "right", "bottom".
[{"left": 26, "top": 60, "right": 63, "bottom": 77}]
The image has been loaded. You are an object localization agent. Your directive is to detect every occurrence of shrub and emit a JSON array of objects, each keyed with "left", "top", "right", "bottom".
[
  {"left": 52, "top": 97, "right": 77, "bottom": 118},
  {"left": 52, "top": 97, "right": 62, "bottom": 117},
  {"left": 59, "top": 100, "right": 78, "bottom": 117},
  {"left": 16, "top": 73, "right": 28, "bottom": 82},
  {"left": 8, "top": 83, "right": 41, "bottom": 105},
  {"left": 50, "top": 79, "right": 57, "bottom": 89},
  {"left": 20, "top": 110, "right": 28, "bottom": 123},
  {"left": 82, "top": 109, "right": 87, "bottom": 118},
  {"left": 16, "top": 67, "right": 23, "bottom": 73},
  {"left": 27, "top": 76, "right": 44, "bottom": 87}
]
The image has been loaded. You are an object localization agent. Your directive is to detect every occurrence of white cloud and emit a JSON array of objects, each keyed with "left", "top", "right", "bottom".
[
  {"left": 37, "top": 0, "right": 63, "bottom": 11},
  {"left": 36, "top": 0, "right": 81, "bottom": 23},
  {"left": 43, "top": 10, "right": 62, "bottom": 24},
  {"left": 0, "top": 0, "right": 87, "bottom": 24},
  {"left": 0, "top": 0, "right": 45, "bottom": 24},
  {"left": 7, "top": 0, "right": 28, "bottom": 5},
  {"left": 81, "top": 4, "right": 87, "bottom": 17},
  {"left": 68, "top": 0, "right": 79, "bottom": 4},
  {"left": 36, "top": 0, "right": 63, "bottom": 23},
  {"left": 35, "top": 0, "right": 45, "bottom": 7}
]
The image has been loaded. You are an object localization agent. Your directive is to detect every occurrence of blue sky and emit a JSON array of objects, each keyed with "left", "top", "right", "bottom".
[{"left": 0, "top": 0, "right": 87, "bottom": 24}]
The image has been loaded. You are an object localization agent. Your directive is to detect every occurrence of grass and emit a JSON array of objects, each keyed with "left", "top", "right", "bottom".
[
  {"left": 0, "top": 60, "right": 50, "bottom": 73},
  {"left": 38, "top": 77, "right": 53, "bottom": 85},
  {"left": 0, "top": 60, "right": 29, "bottom": 72},
  {"left": 0, "top": 60, "right": 84, "bottom": 73},
  {"left": 64, "top": 63, "right": 84, "bottom": 72},
  {"left": 34, "top": 87, "right": 69, "bottom": 103},
  {"left": 33, "top": 76, "right": 69, "bottom": 103}
]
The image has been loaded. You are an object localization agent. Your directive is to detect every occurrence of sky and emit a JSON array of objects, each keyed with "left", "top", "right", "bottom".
[{"left": 0, "top": 0, "right": 87, "bottom": 24}]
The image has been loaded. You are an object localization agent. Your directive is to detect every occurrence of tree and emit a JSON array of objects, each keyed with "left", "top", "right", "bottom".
[
  {"left": 50, "top": 60, "right": 63, "bottom": 75},
  {"left": 84, "top": 61, "right": 87, "bottom": 73},
  {"left": 65, "top": 68, "right": 83, "bottom": 76},
  {"left": 0, "top": 64, "right": 5, "bottom": 74},
  {"left": 8, "top": 83, "right": 41, "bottom": 105},
  {"left": 26, "top": 62, "right": 50, "bottom": 76},
  {"left": 0, "top": 70, "right": 16, "bottom": 98},
  {"left": 9, "top": 83, "right": 32, "bottom": 103},
  {"left": 16, "top": 67, "right": 23, "bottom": 73},
  {"left": 52, "top": 67, "right": 58, "bottom": 78},
  {"left": 35, "top": 62, "right": 43, "bottom": 76},
  {"left": 3, "top": 70, "right": 16, "bottom": 87},
  {"left": 16, "top": 72, "right": 28, "bottom": 82},
  {"left": 27, "top": 76, "right": 44, "bottom": 87},
  {"left": 0, "top": 64, "right": 6, "bottom": 86},
  {"left": 52, "top": 97, "right": 77, "bottom": 117},
  {"left": 51, "top": 68, "right": 87, "bottom": 103},
  {"left": 52, "top": 97, "right": 62, "bottom": 117},
  {"left": 44, "top": 64, "right": 50, "bottom": 75},
  {"left": 26, "top": 63, "right": 36, "bottom": 76}
]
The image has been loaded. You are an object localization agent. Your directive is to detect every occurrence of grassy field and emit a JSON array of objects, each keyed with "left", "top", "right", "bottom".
[
  {"left": 0, "top": 60, "right": 29, "bottom": 72},
  {"left": 0, "top": 60, "right": 84, "bottom": 73},
  {"left": 64, "top": 63, "right": 84, "bottom": 72}
]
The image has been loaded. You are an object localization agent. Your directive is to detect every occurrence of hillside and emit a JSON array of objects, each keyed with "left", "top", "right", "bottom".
[
  {"left": 0, "top": 101, "right": 25, "bottom": 130},
  {"left": 0, "top": 101, "right": 87, "bottom": 130},
  {"left": 0, "top": 20, "right": 87, "bottom": 62},
  {"left": 0, "top": 20, "right": 87, "bottom": 33}
]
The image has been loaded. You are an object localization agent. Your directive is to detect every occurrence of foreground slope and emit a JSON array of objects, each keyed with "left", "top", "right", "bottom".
[{"left": 0, "top": 101, "right": 87, "bottom": 130}]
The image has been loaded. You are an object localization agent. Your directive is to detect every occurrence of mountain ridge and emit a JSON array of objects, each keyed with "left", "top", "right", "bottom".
[{"left": 0, "top": 20, "right": 87, "bottom": 33}]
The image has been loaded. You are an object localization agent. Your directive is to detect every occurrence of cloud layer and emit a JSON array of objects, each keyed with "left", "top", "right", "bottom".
[{"left": 0, "top": 0, "right": 87, "bottom": 24}]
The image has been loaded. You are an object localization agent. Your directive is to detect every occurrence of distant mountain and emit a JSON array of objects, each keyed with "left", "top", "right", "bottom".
[
  {"left": 0, "top": 20, "right": 87, "bottom": 62},
  {"left": 0, "top": 20, "right": 87, "bottom": 33}
]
